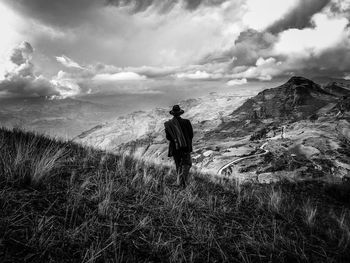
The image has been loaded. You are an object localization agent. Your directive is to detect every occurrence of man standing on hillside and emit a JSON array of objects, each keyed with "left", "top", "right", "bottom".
[
  {"left": 281, "top": 125, "right": 286, "bottom": 139},
  {"left": 164, "top": 105, "right": 193, "bottom": 188}
]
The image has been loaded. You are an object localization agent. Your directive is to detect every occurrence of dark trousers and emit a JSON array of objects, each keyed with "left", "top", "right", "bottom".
[{"left": 173, "top": 151, "right": 192, "bottom": 187}]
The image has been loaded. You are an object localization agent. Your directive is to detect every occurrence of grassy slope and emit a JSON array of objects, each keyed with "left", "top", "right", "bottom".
[{"left": 0, "top": 128, "right": 350, "bottom": 262}]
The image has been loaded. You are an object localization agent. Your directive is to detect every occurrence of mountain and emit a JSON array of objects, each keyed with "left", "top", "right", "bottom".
[
  {"left": 77, "top": 77, "right": 350, "bottom": 182},
  {"left": 208, "top": 76, "right": 336, "bottom": 138}
]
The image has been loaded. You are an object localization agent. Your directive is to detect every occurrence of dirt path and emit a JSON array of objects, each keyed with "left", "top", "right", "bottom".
[{"left": 217, "top": 142, "right": 269, "bottom": 176}]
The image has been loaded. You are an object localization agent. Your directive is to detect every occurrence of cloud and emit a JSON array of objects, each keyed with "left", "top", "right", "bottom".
[
  {"left": 0, "top": 42, "right": 81, "bottom": 98},
  {"left": 242, "top": 0, "right": 299, "bottom": 30},
  {"left": 50, "top": 76, "right": 81, "bottom": 98},
  {"left": 93, "top": 72, "right": 147, "bottom": 81},
  {"left": 0, "top": 75, "right": 59, "bottom": 98},
  {"left": 3, "top": 0, "right": 101, "bottom": 28},
  {"left": 273, "top": 13, "right": 348, "bottom": 56},
  {"left": 176, "top": 70, "right": 214, "bottom": 80},
  {"left": 124, "top": 65, "right": 180, "bottom": 78},
  {"left": 229, "top": 57, "right": 283, "bottom": 81},
  {"left": 174, "top": 69, "right": 236, "bottom": 80},
  {"left": 267, "top": 0, "right": 331, "bottom": 34},
  {"left": 328, "top": 0, "right": 350, "bottom": 17},
  {"left": 287, "top": 44, "right": 350, "bottom": 78},
  {"left": 106, "top": 0, "right": 229, "bottom": 13},
  {"left": 56, "top": 55, "right": 84, "bottom": 69},
  {"left": 9, "top": 41, "right": 34, "bottom": 66},
  {"left": 198, "top": 0, "right": 350, "bottom": 81},
  {"left": 2, "top": 0, "right": 246, "bottom": 69},
  {"left": 3, "top": 0, "right": 350, "bottom": 85},
  {"left": 226, "top": 78, "right": 247, "bottom": 86},
  {"left": 206, "top": 29, "right": 277, "bottom": 68}
]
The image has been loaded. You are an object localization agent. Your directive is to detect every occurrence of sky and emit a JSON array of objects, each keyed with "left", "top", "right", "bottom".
[{"left": 0, "top": 0, "right": 349, "bottom": 99}]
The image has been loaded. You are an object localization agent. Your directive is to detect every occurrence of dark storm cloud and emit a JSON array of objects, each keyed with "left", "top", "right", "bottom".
[
  {"left": 3, "top": 0, "right": 101, "bottom": 28},
  {"left": 200, "top": 29, "right": 277, "bottom": 68},
  {"left": 230, "top": 29, "right": 277, "bottom": 67},
  {"left": 267, "top": 0, "right": 331, "bottom": 34},
  {"left": 294, "top": 45, "right": 350, "bottom": 78},
  {"left": 0, "top": 76, "right": 60, "bottom": 98},
  {"left": 4, "top": 0, "right": 229, "bottom": 27},
  {"left": 106, "top": 0, "right": 176, "bottom": 13},
  {"left": 106, "top": 0, "right": 228, "bottom": 13},
  {"left": 182, "top": 0, "right": 228, "bottom": 10}
]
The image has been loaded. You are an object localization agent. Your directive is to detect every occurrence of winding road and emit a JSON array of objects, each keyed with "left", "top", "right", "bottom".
[{"left": 217, "top": 142, "right": 269, "bottom": 176}]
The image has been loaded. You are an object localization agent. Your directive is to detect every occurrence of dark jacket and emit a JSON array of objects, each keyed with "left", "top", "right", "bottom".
[{"left": 165, "top": 116, "right": 193, "bottom": 157}]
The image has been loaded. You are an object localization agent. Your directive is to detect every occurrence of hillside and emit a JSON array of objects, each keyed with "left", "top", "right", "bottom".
[{"left": 1, "top": 127, "right": 350, "bottom": 262}]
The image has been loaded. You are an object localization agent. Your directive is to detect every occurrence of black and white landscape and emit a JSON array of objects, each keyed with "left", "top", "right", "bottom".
[{"left": 1, "top": 0, "right": 350, "bottom": 262}]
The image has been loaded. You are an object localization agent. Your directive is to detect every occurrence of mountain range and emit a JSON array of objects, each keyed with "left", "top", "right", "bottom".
[
  {"left": 0, "top": 97, "right": 117, "bottom": 138},
  {"left": 77, "top": 77, "right": 350, "bottom": 182}
]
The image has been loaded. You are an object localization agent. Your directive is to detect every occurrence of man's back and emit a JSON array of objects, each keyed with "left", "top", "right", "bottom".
[
  {"left": 165, "top": 116, "right": 193, "bottom": 156},
  {"left": 175, "top": 117, "right": 193, "bottom": 147}
]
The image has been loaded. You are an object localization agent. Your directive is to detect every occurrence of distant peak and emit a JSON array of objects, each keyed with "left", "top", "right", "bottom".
[{"left": 287, "top": 76, "right": 316, "bottom": 85}]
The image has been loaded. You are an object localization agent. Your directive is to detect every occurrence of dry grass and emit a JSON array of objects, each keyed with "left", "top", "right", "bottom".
[
  {"left": 303, "top": 199, "right": 317, "bottom": 227},
  {"left": 1, "top": 127, "right": 350, "bottom": 262},
  {"left": 268, "top": 187, "right": 283, "bottom": 213}
]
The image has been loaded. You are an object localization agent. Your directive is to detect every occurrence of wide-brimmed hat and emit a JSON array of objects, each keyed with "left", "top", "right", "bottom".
[{"left": 169, "top": 105, "right": 184, "bottom": 115}]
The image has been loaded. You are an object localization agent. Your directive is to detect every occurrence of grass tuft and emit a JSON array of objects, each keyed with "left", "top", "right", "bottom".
[{"left": 303, "top": 199, "right": 317, "bottom": 227}]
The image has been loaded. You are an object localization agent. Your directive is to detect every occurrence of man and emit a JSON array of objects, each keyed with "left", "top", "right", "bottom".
[
  {"left": 164, "top": 105, "right": 193, "bottom": 188},
  {"left": 281, "top": 125, "right": 286, "bottom": 139}
]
